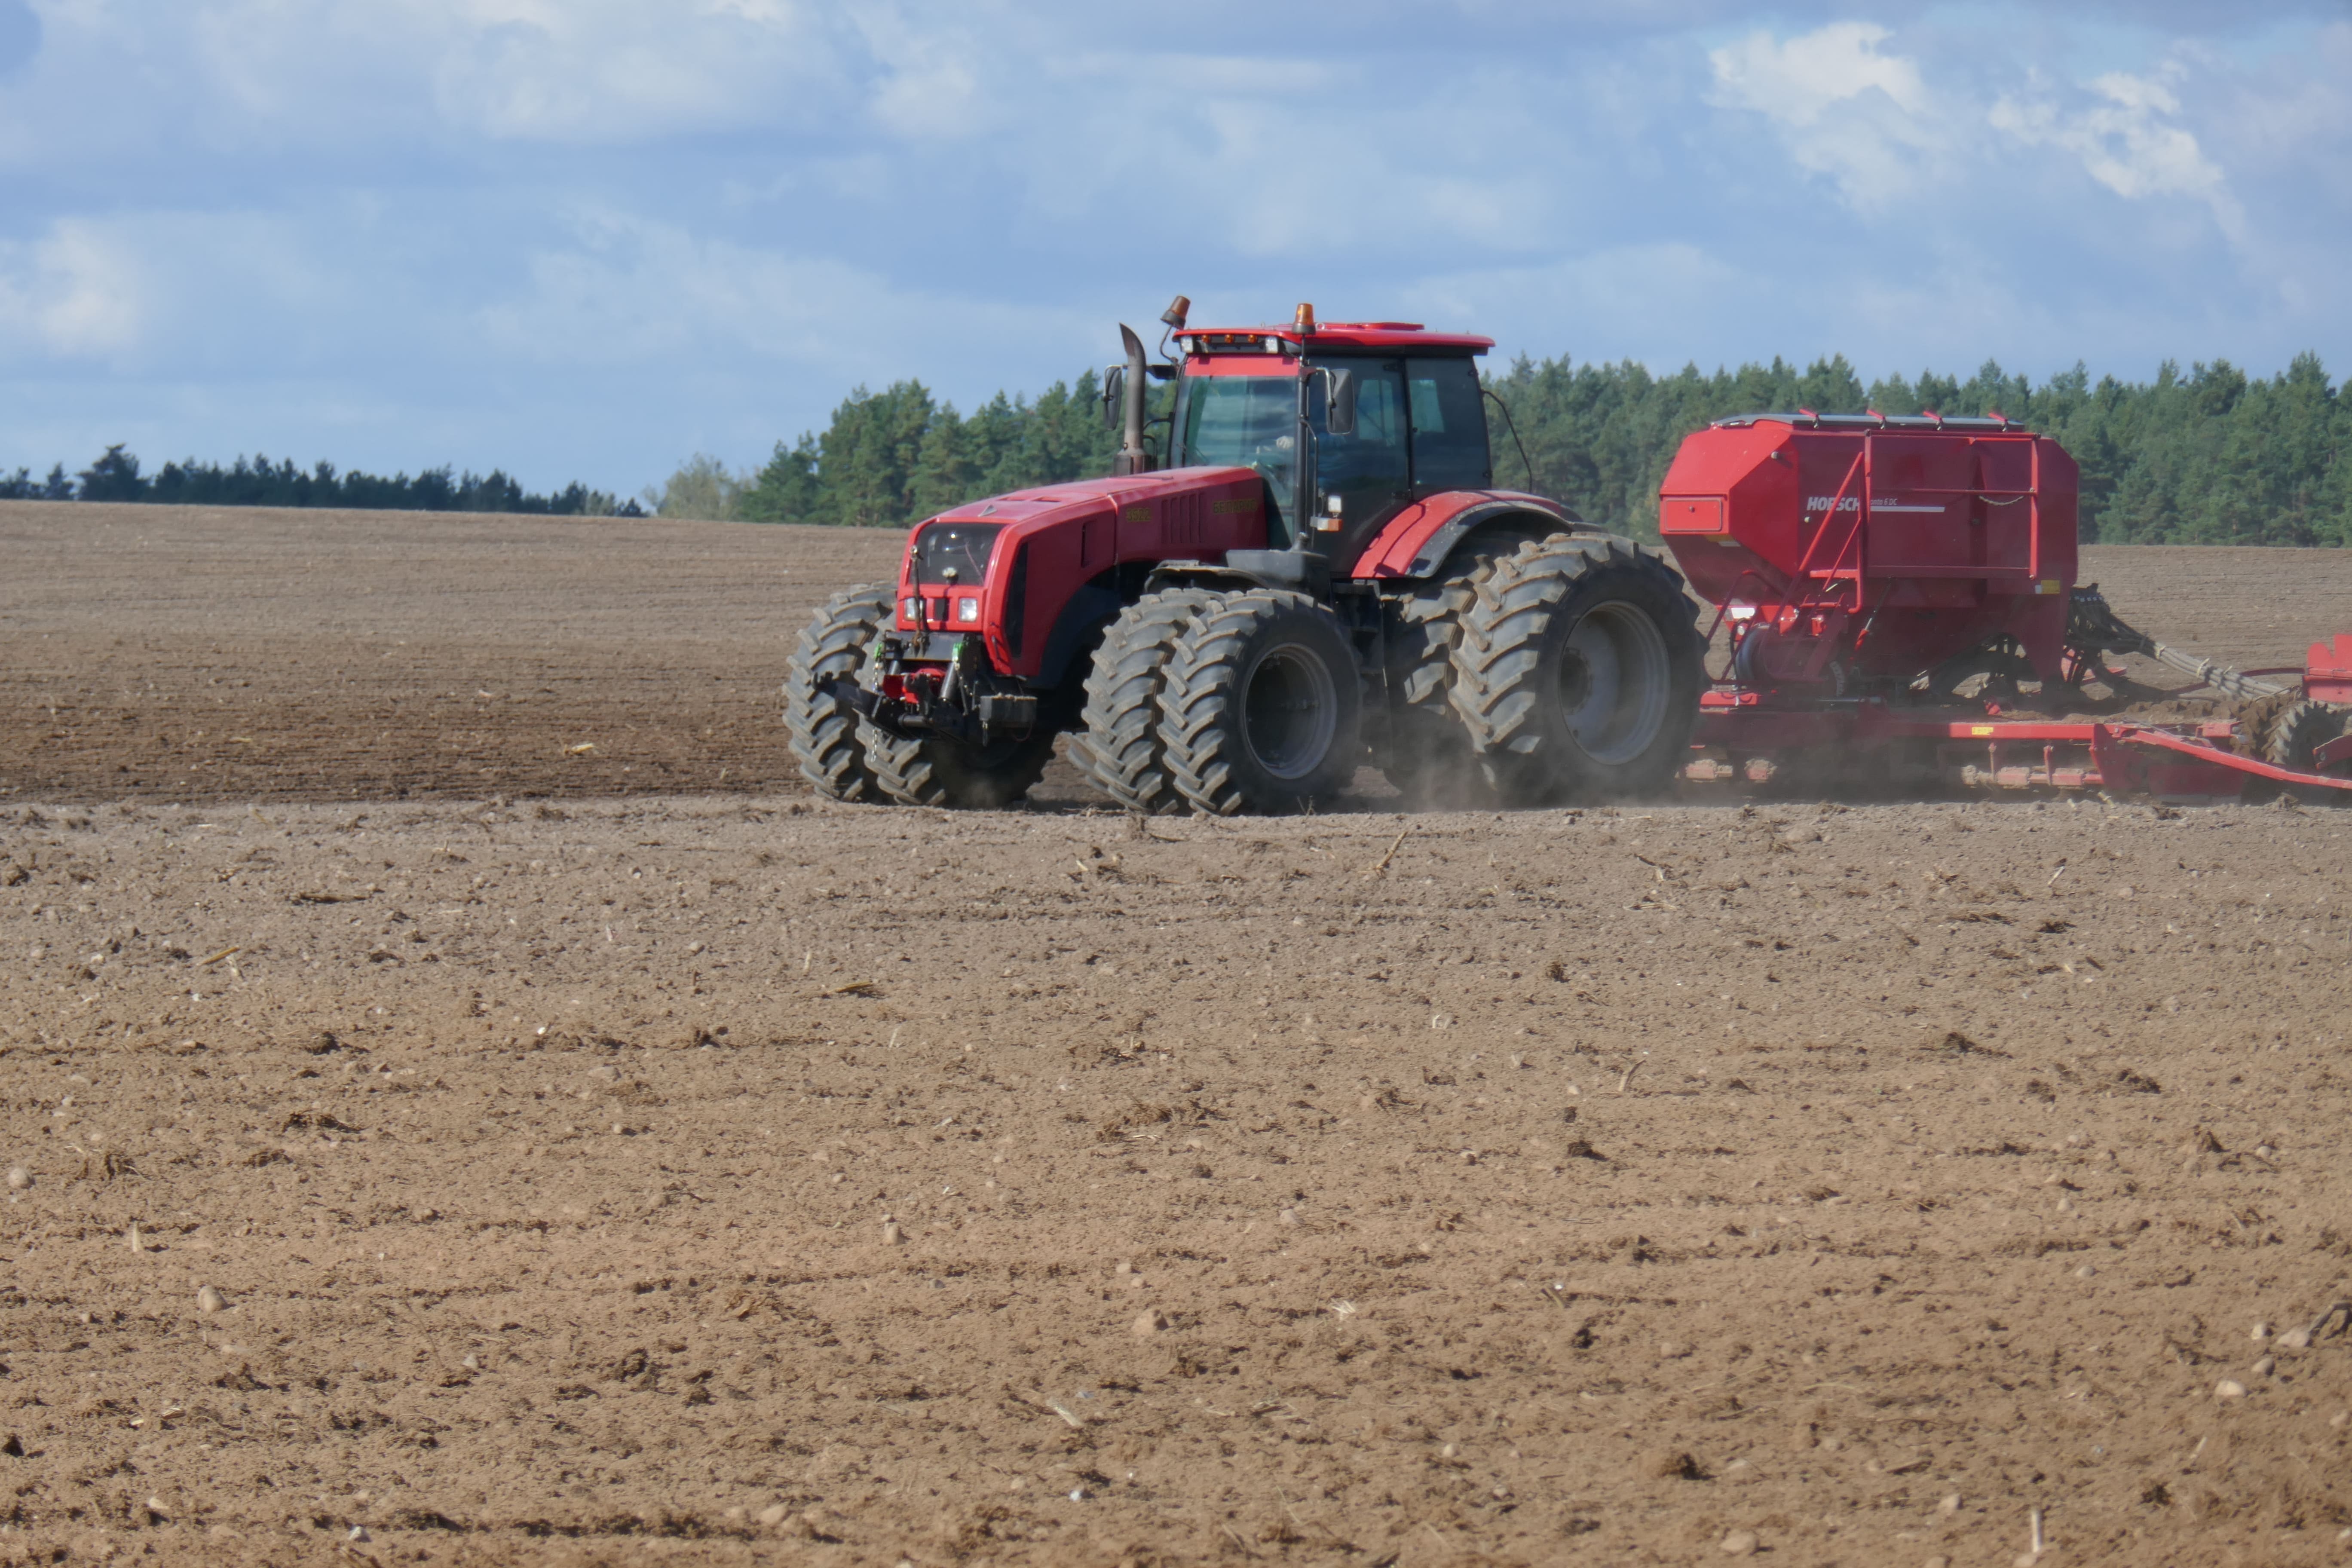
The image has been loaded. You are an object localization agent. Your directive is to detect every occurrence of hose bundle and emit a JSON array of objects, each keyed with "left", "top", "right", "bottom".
[{"left": 2067, "top": 587, "right": 2291, "bottom": 702}]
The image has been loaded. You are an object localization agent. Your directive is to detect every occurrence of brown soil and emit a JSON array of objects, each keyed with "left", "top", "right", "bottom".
[
  {"left": 0, "top": 502, "right": 906, "bottom": 805},
  {"left": 3, "top": 505, "right": 2352, "bottom": 1567},
  {"left": 8, "top": 502, "right": 2349, "bottom": 808}
]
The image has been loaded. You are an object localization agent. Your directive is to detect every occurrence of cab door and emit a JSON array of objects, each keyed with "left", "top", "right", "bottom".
[
  {"left": 1404, "top": 355, "right": 1491, "bottom": 496},
  {"left": 1313, "top": 357, "right": 1410, "bottom": 565}
]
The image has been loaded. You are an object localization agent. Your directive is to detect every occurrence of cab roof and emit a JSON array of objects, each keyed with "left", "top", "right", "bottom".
[{"left": 1176, "top": 322, "right": 1492, "bottom": 355}]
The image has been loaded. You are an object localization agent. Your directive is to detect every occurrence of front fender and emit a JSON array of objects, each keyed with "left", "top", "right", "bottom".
[{"left": 1348, "top": 490, "right": 1582, "bottom": 581}]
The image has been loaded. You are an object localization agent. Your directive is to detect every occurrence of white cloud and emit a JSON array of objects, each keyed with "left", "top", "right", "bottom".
[
  {"left": 1708, "top": 21, "right": 1926, "bottom": 126},
  {"left": 0, "top": 219, "right": 145, "bottom": 357},
  {"left": 1706, "top": 23, "right": 1945, "bottom": 205},
  {"left": 1711, "top": 22, "right": 2249, "bottom": 241},
  {"left": 420, "top": 0, "right": 839, "bottom": 143},
  {"left": 854, "top": 7, "right": 991, "bottom": 141},
  {"left": 3, "top": 0, "right": 850, "bottom": 153},
  {"left": 1401, "top": 242, "right": 1758, "bottom": 367},
  {"left": 1991, "top": 67, "right": 2239, "bottom": 233},
  {"left": 0, "top": 206, "right": 424, "bottom": 372},
  {"left": 467, "top": 208, "right": 1106, "bottom": 391},
  {"left": 0, "top": 3, "right": 2340, "bottom": 493}
]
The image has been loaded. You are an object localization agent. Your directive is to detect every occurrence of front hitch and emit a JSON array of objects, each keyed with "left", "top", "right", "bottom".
[{"left": 820, "top": 632, "right": 1039, "bottom": 745}]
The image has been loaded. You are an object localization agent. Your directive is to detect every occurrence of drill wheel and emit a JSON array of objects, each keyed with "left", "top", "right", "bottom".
[{"left": 2261, "top": 699, "right": 2350, "bottom": 805}]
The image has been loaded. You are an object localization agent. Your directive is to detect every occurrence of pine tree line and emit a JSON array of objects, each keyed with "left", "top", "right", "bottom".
[
  {"left": 728, "top": 374, "right": 1121, "bottom": 526},
  {"left": 2, "top": 444, "right": 637, "bottom": 516},
  {"left": 1485, "top": 351, "right": 2350, "bottom": 546},
  {"left": 716, "top": 352, "right": 2346, "bottom": 546},
  {"left": 15, "top": 351, "right": 2337, "bottom": 541}
]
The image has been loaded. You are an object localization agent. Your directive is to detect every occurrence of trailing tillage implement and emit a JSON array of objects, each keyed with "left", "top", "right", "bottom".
[{"left": 1657, "top": 412, "right": 2352, "bottom": 802}]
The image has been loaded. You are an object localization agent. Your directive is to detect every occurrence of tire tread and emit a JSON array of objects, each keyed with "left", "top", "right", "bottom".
[
  {"left": 1381, "top": 530, "right": 1560, "bottom": 801},
  {"left": 1070, "top": 589, "right": 1216, "bottom": 813},
  {"left": 784, "top": 585, "right": 893, "bottom": 802},
  {"left": 1161, "top": 589, "right": 1357, "bottom": 815},
  {"left": 1448, "top": 536, "right": 1701, "bottom": 803}
]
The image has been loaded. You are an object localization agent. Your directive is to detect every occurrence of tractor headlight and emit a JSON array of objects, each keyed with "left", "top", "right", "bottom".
[
  {"left": 902, "top": 597, "right": 922, "bottom": 622},
  {"left": 956, "top": 596, "right": 980, "bottom": 624}
]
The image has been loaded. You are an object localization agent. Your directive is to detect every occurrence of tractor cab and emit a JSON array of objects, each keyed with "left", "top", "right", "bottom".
[{"left": 1146, "top": 306, "right": 1498, "bottom": 571}]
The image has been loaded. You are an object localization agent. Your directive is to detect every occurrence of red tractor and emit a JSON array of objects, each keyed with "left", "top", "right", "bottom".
[{"left": 784, "top": 300, "right": 1705, "bottom": 812}]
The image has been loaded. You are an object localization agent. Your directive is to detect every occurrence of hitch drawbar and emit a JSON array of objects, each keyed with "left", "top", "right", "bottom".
[{"left": 826, "top": 634, "right": 1039, "bottom": 746}]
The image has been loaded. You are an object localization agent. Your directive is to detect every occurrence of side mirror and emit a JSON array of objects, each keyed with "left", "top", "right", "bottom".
[
  {"left": 1101, "top": 365, "right": 1125, "bottom": 429},
  {"left": 1323, "top": 367, "right": 1357, "bottom": 437}
]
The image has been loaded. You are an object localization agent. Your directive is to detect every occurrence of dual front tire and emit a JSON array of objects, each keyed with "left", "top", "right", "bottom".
[
  {"left": 781, "top": 584, "right": 1055, "bottom": 809},
  {"left": 1072, "top": 588, "right": 1361, "bottom": 816},
  {"left": 783, "top": 581, "right": 1365, "bottom": 815}
]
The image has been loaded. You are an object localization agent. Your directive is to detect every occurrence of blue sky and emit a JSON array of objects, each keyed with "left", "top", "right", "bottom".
[{"left": 0, "top": 0, "right": 2345, "bottom": 497}]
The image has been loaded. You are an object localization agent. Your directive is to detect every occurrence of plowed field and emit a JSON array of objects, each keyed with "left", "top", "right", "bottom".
[
  {"left": 8, "top": 502, "right": 2347, "bottom": 808},
  {"left": 3, "top": 502, "right": 2351, "bottom": 1567}
]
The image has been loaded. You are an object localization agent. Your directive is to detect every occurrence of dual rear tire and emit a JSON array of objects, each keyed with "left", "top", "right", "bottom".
[
  {"left": 1378, "top": 531, "right": 1539, "bottom": 807},
  {"left": 1443, "top": 535, "right": 1705, "bottom": 805},
  {"left": 1072, "top": 536, "right": 1701, "bottom": 816}
]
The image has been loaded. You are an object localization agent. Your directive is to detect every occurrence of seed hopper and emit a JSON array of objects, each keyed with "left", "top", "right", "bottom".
[{"left": 1657, "top": 412, "right": 2352, "bottom": 801}]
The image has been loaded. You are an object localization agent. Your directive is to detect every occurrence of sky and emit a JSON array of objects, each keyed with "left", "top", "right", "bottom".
[{"left": 0, "top": 0, "right": 2346, "bottom": 498}]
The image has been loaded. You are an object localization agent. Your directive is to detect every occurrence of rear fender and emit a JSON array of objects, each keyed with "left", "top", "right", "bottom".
[{"left": 1349, "top": 491, "right": 1583, "bottom": 582}]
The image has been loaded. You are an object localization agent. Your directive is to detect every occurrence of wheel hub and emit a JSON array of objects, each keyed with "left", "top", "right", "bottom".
[
  {"left": 1242, "top": 642, "right": 1339, "bottom": 782},
  {"left": 1559, "top": 601, "right": 1671, "bottom": 765}
]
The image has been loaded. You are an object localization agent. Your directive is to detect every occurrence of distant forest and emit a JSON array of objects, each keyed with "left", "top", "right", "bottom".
[
  {"left": 1, "top": 444, "right": 637, "bottom": 516},
  {"left": 14, "top": 352, "right": 2341, "bottom": 542},
  {"left": 654, "top": 351, "right": 2347, "bottom": 547},
  {"left": 1486, "top": 351, "right": 2349, "bottom": 547}
]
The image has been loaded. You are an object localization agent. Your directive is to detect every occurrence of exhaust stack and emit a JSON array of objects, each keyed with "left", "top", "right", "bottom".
[{"left": 1112, "top": 323, "right": 1151, "bottom": 477}]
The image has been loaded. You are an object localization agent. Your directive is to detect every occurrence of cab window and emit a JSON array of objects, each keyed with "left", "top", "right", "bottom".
[
  {"left": 1406, "top": 357, "right": 1490, "bottom": 491},
  {"left": 1312, "top": 359, "right": 1409, "bottom": 540},
  {"left": 1314, "top": 361, "right": 1407, "bottom": 499}
]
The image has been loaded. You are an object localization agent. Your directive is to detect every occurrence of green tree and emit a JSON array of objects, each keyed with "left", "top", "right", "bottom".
[
  {"left": 77, "top": 444, "right": 145, "bottom": 501},
  {"left": 1483, "top": 350, "right": 2347, "bottom": 546},
  {"left": 729, "top": 371, "right": 1123, "bottom": 529},
  {"left": 740, "top": 435, "right": 821, "bottom": 523},
  {"left": 646, "top": 453, "right": 747, "bottom": 521}
]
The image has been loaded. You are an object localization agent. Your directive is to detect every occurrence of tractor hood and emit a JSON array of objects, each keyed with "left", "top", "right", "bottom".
[
  {"left": 918, "top": 466, "right": 1262, "bottom": 535},
  {"left": 897, "top": 466, "right": 1271, "bottom": 681}
]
